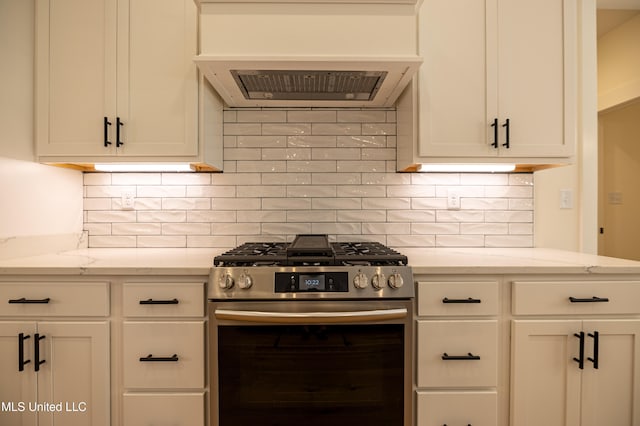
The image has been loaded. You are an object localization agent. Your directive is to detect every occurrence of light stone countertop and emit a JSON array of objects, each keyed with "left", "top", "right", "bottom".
[
  {"left": 1, "top": 247, "right": 640, "bottom": 276},
  {"left": 402, "top": 248, "right": 640, "bottom": 275}
]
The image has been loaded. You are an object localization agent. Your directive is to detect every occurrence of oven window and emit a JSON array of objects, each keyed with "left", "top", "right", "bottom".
[{"left": 218, "top": 324, "right": 404, "bottom": 426}]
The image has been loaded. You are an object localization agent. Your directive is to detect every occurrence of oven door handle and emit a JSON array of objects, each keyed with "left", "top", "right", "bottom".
[{"left": 214, "top": 308, "right": 408, "bottom": 324}]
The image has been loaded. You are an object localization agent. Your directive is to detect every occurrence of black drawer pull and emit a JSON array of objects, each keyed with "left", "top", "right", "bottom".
[
  {"left": 588, "top": 331, "right": 599, "bottom": 369},
  {"left": 18, "top": 333, "right": 31, "bottom": 372},
  {"left": 573, "top": 332, "right": 585, "bottom": 369},
  {"left": 34, "top": 334, "right": 46, "bottom": 372},
  {"left": 139, "top": 354, "right": 179, "bottom": 362},
  {"left": 442, "top": 352, "right": 481, "bottom": 361},
  {"left": 9, "top": 297, "right": 51, "bottom": 304},
  {"left": 443, "top": 424, "right": 472, "bottom": 426},
  {"left": 139, "top": 298, "right": 179, "bottom": 305},
  {"left": 569, "top": 296, "right": 609, "bottom": 303},
  {"left": 443, "top": 297, "right": 481, "bottom": 304}
]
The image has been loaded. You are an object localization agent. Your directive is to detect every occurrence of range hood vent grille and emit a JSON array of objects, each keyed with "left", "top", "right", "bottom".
[{"left": 230, "top": 70, "right": 388, "bottom": 101}]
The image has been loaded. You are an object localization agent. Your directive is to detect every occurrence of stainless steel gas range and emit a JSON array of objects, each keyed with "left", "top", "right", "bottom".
[{"left": 208, "top": 234, "right": 414, "bottom": 426}]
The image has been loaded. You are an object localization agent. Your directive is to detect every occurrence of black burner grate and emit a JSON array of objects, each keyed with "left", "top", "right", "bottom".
[{"left": 214, "top": 236, "right": 407, "bottom": 267}]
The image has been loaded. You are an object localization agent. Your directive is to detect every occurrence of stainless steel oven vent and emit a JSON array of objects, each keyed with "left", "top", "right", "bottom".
[{"left": 230, "top": 70, "right": 388, "bottom": 101}]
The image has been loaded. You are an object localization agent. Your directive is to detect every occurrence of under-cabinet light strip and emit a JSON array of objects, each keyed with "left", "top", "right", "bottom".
[
  {"left": 93, "top": 164, "right": 194, "bottom": 172},
  {"left": 418, "top": 164, "right": 516, "bottom": 173}
]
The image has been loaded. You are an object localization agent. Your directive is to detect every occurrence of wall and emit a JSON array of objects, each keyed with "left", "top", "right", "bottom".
[
  {"left": 598, "top": 12, "right": 640, "bottom": 111},
  {"left": 599, "top": 100, "right": 640, "bottom": 260},
  {"left": 0, "top": 0, "right": 84, "bottom": 259},
  {"left": 84, "top": 108, "right": 534, "bottom": 248}
]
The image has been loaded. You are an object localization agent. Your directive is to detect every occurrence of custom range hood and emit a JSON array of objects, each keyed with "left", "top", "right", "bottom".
[{"left": 195, "top": 2, "right": 422, "bottom": 108}]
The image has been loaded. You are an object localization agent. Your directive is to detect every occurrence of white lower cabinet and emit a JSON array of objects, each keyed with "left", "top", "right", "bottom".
[
  {"left": 0, "top": 281, "right": 110, "bottom": 426},
  {"left": 415, "top": 280, "right": 500, "bottom": 425},
  {"left": 120, "top": 281, "right": 206, "bottom": 426},
  {"left": 511, "top": 319, "right": 640, "bottom": 426},
  {"left": 417, "top": 391, "right": 497, "bottom": 426},
  {"left": 510, "top": 280, "right": 640, "bottom": 426},
  {"left": 122, "top": 392, "right": 205, "bottom": 426}
]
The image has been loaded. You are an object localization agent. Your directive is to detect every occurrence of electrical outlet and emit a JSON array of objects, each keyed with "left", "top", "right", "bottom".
[
  {"left": 559, "top": 189, "right": 573, "bottom": 209},
  {"left": 121, "top": 190, "right": 135, "bottom": 210},
  {"left": 447, "top": 189, "right": 461, "bottom": 210}
]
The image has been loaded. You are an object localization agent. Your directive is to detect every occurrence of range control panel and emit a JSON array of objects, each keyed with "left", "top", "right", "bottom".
[{"left": 275, "top": 272, "right": 349, "bottom": 293}]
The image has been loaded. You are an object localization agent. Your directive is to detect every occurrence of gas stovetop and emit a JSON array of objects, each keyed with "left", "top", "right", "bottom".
[{"left": 214, "top": 234, "right": 408, "bottom": 267}]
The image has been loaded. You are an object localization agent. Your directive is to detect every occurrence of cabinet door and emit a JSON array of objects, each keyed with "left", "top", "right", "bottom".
[
  {"left": 116, "top": 0, "right": 198, "bottom": 157},
  {"left": 35, "top": 322, "right": 110, "bottom": 426},
  {"left": 35, "top": 0, "right": 117, "bottom": 157},
  {"left": 497, "top": 0, "right": 576, "bottom": 158},
  {"left": 581, "top": 320, "right": 640, "bottom": 426},
  {"left": 417, "top": 0, "right": 497, "bottom": 158},
  {"left": 511, "top": 320, "right": 582, "bottom": 426},
  {"left": 0, "top": 322, "right": 37, "bottom": 426}
]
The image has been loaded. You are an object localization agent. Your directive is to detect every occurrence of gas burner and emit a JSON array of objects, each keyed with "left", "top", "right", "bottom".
[{"left": 213, "top": 235, "right": 407, "bottom": 267}]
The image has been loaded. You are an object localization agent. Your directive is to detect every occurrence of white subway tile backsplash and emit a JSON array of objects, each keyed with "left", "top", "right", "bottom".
[{"left": 83, "top": 107, "right": 534, "bottom": 249}]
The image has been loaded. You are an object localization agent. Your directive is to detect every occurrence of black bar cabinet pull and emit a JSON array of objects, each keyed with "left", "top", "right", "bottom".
[
  {"left": 502, "top": 118, "right": 510, "bottom": 148},
  {"left": 8, "top": 297, "right": 51, "bottom": 304},
  {"left": 139, "top": 354, "right": 179, "bottom": 362},
  {"left": 442, "top": 352, "right": 481, "bottom": 361},
  {"left": 116, "top": 117, "right": 124, "bottom": 147},
  {"left": 139, "top": 298, "right": 179, "bottom": 305},
  {"left": 104, "top": 117, "right": 112, "bottom": 147},
  {"left": 569, "top": 296, "right": 609, "bottom": 303},
  {"left": 588, "top": 331, "right": 599, "bottom": 369},
  {"left": 443, "top": 424, "right": 472, "bottom": 426},
  {"left": 34, "top": 334, "right": 46, "bottom": 372},
  {"left": 18, "top": 333, "right": 31, "bottom": 372},
  {"left": 573, "top": 332, "right": 585, "bottom": 369},
  {"left": 490, "top": 118, "right": 498, "bottom": 148},
  {"left": 442, "top": 297, "right": 482, "bottom": 304}
]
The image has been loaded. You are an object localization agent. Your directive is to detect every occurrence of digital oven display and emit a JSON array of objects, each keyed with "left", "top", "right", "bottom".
[
  {"left": 275, "top": 272, "right": 348, "bottom": 293},
  {"left": 299, "top": 274, "right": 325, "bottom": 291}
]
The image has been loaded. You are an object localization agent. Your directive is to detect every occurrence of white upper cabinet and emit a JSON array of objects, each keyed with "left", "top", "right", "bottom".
[
  {"left": 35, "top": 0, "right": 222, "bottom": 170},
  {"left": 397, "top": 0, "right": 577, "bottom": 170}
]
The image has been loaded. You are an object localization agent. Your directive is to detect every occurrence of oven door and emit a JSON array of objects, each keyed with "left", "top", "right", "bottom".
[{"left": 209, "top": 299, "right": 413, "bottom": 426}]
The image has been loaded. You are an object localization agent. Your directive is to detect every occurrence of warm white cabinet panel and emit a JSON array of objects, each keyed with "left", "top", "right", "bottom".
[
  {"left": 122, "top": 282, "right": 205, "bottom": 318},
  {"left": 35, "top": 0, "right": 116, "bottom": 157},
  {"left": 0, "top": 322, "right": 38, "bottom": 426},
  {"left": 0, "top": 321, "right": 109, "bottom": 426},
  {"left": 35, "top": 322, "right": 110, "bottom": 426},
  {"left": 417, "top": 281, "right": 499, "bottom": 317},
  {"left": 511, "top": 319, "right": 640, "bottom": 426},
  {"left": 417, "top": 320, "right": 498, "bottom": 388},
  {"left": 35, "top": 0, "right": 206, "bottom": 163},
  {"left": 416, "top": 390, "right": 498, "bottom": 426},
  {"left": 123, "top": 321, "right": 205, "bottom": 389},
  {"left": 400, "top": 0, "right": 576, "bottom": 169},
  {"left": 122, "top": 392, "right": 205, "bottom": 425}
]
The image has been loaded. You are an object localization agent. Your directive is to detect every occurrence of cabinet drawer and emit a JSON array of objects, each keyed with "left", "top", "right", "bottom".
[
  {"left": 417, "top": 320, "right": 497, "bottom": 387},
  {"left": 123, "top": 392, "right": 205, "bottom": 426},
  {"left": 416, "top": 391, "right": 497, "bottom": 426},
  {"left": 417, "top": 281, "right": 499, "bottom": 316},
  {"left": 512, "top": 281, "right": 640, "bottom": 315},
  {"left": 123, "top": 321, "right": 205, "bottom": 389},
  {"left": 123, "top": 282, "right": 205, "bottom": 317},
  {"left": 0, "top": 282, "right": 109, "bottom": 317}
]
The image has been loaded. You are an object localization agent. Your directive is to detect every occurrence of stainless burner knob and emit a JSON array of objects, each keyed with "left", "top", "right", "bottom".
[
  {"left": 218, "top": 273, "right": 234, "bottom": 290},
  {"left": 388, "top": 272, "right": 404, "bottom": 289},
  {"left": 238, "top": 272, "right": 253, "bottom": 290},
  {"left": 353, "top": 272, "right": 368, "bottom": 289},
  {"left": 371, "top": 273, "right": 386, "bottom": 290}
]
